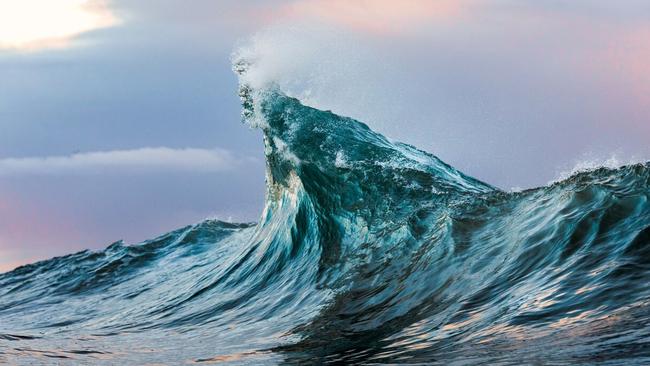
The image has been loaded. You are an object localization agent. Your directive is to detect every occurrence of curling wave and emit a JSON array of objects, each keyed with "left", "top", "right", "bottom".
[{"left": 0, "top": 60, "right": 649, "bottom": 365}]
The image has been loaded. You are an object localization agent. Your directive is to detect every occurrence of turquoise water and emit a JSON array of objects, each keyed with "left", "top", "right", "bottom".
[{"left": 0, "top": 62, "right": 649, "bottom": 365}]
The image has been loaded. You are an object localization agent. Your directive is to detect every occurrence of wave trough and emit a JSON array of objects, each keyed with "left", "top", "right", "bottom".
[{"left": 1, "top": 60, "right": 649, "bottom": 365}]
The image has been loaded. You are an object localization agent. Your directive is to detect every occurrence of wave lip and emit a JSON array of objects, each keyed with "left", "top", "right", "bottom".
[{"left": 0, "top": 58, "right": 649, "bottom": 365}]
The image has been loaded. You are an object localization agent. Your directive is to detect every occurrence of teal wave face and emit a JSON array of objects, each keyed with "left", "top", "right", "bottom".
[{"left": 0, "top": 65, "right": 649, "bottom": 365}]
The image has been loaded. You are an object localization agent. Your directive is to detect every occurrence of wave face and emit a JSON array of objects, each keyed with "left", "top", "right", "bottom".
[{"left": 1, "top": 64, "right": 650, "bottom": 365}]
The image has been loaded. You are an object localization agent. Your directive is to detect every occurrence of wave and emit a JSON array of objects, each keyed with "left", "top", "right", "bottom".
[{"left": 1, "top": 60, "right": 649, "bottom": 365}]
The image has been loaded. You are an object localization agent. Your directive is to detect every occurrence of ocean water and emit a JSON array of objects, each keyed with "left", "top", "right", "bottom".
[{"left": 1, "top": 60, "right": 649, "bottom": 365}]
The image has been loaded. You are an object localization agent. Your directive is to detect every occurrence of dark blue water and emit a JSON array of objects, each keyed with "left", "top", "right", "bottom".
[{"left": 0, "top": 61, "right": 649, "bottom": 365}]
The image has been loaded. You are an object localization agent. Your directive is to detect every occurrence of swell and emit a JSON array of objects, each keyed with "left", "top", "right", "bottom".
[{"left": 0, "top": 62, "right": 648, "bottom": 364}]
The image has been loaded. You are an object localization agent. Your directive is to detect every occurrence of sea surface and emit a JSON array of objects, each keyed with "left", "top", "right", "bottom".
[{"left": 1, "top": 60, "right": 649, "bottom": 365}]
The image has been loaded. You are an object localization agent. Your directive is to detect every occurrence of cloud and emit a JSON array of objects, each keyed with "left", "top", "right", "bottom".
[
  {"left": 0, "top": 147, "right": 246, "bottom": 175},
  {"left": 0, "top": 0, "right": 120, "bottom": 51}
]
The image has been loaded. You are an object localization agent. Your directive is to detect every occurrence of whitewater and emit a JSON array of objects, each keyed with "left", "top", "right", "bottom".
[{"left": 0, "top": 55, "right": 649, "bottom": 365}]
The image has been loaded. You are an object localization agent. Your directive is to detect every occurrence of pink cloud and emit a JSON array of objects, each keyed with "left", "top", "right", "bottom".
[
  {"left": 0, "top": 190, "right": 87, "bottom": 272},
  {"left": 278, "top": 0, "right": 467, "bottom": 35},
  {"left": 569, "top": 22, "right": 650, "bottom": 134},
  {"left": 602, "top": 26, "right": 650, "bottom": 105}
]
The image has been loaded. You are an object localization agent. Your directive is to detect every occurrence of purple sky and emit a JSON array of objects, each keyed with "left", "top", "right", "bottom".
[{"left": 1, "top": 0, "right": 649, "bottom": 272}]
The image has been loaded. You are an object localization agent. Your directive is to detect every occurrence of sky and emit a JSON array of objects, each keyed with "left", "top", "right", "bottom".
[{"left": 1, "top": 0, "right": 649, "bottom": 272}]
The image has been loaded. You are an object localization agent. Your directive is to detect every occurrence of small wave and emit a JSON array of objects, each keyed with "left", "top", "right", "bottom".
[{"left": 552, "top": 155, "right": 645, "bottom": 184}]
